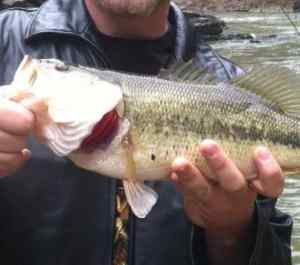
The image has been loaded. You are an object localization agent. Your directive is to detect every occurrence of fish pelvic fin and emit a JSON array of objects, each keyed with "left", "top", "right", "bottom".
[
  {"left": 123, "top": 180, "right": 158, "bottom": 219},
  {"left": 232, "top": 65, "right": 300, "bottom": 119},
  {"left": 121, "top": 133, "right": 158, "bottom": 218}
]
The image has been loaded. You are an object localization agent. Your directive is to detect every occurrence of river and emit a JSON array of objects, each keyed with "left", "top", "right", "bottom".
[{"left": 207, "top": 9, "right": 300, "bottom": 264}]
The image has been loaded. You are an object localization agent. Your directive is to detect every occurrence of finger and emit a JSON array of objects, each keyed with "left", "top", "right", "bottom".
[
  {"left": 170, "top": 172, "right": 183, "bottom": 193},
  {"left": 251, "top": 146, "right": 284, "bottom": 197},
  {"left": 171, "top": 157, "right": 211, "bottom": 201},
  {"left": 199, "top": 139, "right": 247, "bottom": 192},
  {"left": 0, "top": 100, "right": 34, "bottom": 135},
  {"left": 0, "top": 130, "right": 27, "bottom": 152},
  {"left": 0, "top": 151, "right": 30, "bottom": 176}
]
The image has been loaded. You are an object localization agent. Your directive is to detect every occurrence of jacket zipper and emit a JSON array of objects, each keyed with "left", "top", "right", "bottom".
[
  {"left": 107, "top": 179, "right": 117, "bottom": 265},
  {"left": 127, "top": 210, "right": 136, "bottom": 265}
]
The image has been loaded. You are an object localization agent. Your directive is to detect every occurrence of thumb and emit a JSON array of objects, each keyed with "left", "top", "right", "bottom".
[{"left": 249, "top": 147, "right": 284, "bottom": 198}]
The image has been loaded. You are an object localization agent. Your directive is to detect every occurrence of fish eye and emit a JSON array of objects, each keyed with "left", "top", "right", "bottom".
[{"left": 55, "top": 62, "right": 70, "bottom": 72}]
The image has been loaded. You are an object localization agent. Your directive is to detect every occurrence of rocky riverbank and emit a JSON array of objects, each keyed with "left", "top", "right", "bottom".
[
  {"left": 174, "top": 0, "right": 293, "bottom": 11},
  {"left": 0, "top": 0, "right": 295, "bottom": 11},
  {"left": 0, "top": 0, "right": 293, "bottom": 42}
]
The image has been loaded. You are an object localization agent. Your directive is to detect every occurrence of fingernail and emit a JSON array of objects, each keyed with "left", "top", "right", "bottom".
[
  {"left": 21, "top": 148, "right": 32, "bottom": 160},
  {"left": 200, "top": 140, "right": 218, "bottom": 157},
  {"left": 172, "top": 157, "right": 187, "bottom": 171},
  {"left": 170, "top": 172, "right": 179, "bottom": 182},
  {"left": 256, "top": 147, "right": 271, "bottom": 161}
]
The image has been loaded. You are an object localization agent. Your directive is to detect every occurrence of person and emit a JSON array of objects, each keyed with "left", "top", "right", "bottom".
[{"left": 0, "top": 0, "right": 292, "bottom": 265}]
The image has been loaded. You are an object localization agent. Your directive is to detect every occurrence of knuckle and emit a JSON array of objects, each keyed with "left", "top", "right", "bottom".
[
  {"left": 6, "top": 153, "right": 21, "bottom": 164},
  {"left": 228, "top": 181, "right": 246, "bottom": 192},
  {"left": 181, "top": 182, "right": 197, "bottom": 195},
  {"left": 259, "top": 163, "right": 284, "bottom": 197},
  {"left": 208, "top": 151, "right": 227, "bottom": 172},
  {"left": 181, "top": 176, "right": 209, "bottom": 196},
  {"left": 261, "top": 163, "right": 282, "bottom": 180},
  {"left": 267, "top": 184, "right": 284, "bottom": 198},
  {"left": 2, "top": 153, "right": 25, "bottom": 171},
  {"left": 0, "top": 103, "right": 34, "bottom": 135},
  {"left": 12, "top": 134, "right": 26, "bottom": 146},
  {"left": 274, "top": 185, "right": 284, "bottom": 196},
  {"left": 16, "top": 113, "right": 34, "bottom": 133},
  {"left": 223, "top": 177, "right": 246, "bottom": 192},
  {"left": 0, "top": 133, "right": 27, "bottom": 153},
  {"left": 218, "top": 165, "right": 247, "bottom": 192},
  {"left": 195, "top": 185, "right": 211, "bottom": 201},
  {"left": 180, "top": 162, "right": 193, "bottom": 175}
]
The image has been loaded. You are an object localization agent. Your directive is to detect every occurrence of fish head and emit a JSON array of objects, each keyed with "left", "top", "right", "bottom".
[{"left": 5, "top": 55, "right": 124, "bottom": 157}]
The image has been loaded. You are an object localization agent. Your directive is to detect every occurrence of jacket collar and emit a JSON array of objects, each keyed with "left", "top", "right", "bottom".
[
  {"left": 26, "top": 0, "right": 195, "bottom": 62},
  {"left": 26, "top": 0, "right": 94, "bottom": 39}
]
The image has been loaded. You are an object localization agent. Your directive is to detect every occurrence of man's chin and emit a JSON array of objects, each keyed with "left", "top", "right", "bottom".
[{"left": 95, "top": 0, "right": 164, "bottom": 16}]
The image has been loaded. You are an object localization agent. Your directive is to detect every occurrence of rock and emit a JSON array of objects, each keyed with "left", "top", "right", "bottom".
[
  {"left": 185, "top": 12, "right": 226, "bottom": 35},
  {"left": 249, "top": 33, "right": 277, "bottom": 43},
  {"left": 0, "top": 0, "right": 44, "bottom": 9},
  {"left": 206, "top": 33, "right": 278, "bottom": 43},
  {"left": 294, "top": 0, "right": 300, "bottom": 11},
  {"left": 184, "top": 11, "right": 226, "bottom": 41},
  {"left": 220, "top": 33, "right": 256, "bottom": 40}
]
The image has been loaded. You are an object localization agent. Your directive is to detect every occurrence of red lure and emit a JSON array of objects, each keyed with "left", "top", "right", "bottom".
[{"left": 80, "top": 109, "right": 119, "bottom": 152}]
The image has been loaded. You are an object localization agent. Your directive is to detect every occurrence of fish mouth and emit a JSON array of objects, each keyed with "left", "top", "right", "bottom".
[{"left": 80, "top": 109, "right": 120, "bottom": 153}]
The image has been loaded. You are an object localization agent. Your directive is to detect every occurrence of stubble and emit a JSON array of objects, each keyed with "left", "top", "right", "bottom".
[{"left": 95, "top": 0, "right": 165, "bottom": 16}]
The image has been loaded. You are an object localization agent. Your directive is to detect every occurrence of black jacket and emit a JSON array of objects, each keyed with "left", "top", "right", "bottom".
[{"left": 0, "top": 1, "right": 293, "bottom": 265}]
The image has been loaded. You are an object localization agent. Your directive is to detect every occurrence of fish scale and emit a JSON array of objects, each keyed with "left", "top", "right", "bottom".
[{"left": 120, "top": 77, "right": 298, "bottom": 176}]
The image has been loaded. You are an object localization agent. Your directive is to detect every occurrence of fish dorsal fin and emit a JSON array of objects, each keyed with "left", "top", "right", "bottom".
[
  {"left": 232, "top": 65, "right": 300, "bottom": 118},
  {"left": 158, "top": 60, "right": 217, "bottom": 84}
]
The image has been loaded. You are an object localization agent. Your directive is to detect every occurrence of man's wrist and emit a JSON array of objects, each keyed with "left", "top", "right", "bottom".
[{"left": 204, "top": 207, "right": 257, "bottom": 265}]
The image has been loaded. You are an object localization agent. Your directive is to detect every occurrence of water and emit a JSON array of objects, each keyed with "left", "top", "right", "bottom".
[{"left": 209, "top": 9, "right": 300, "bottom": 264}]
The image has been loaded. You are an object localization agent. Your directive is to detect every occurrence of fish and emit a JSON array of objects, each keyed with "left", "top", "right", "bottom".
[{"left": 3, "top": 55, "right": 300, "bottom": 218}]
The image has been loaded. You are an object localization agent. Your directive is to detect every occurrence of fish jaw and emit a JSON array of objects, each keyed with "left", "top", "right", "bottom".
[
  {"left": 69, "top": 149, "right": 126, "bottom": 179},
  {"left": 68, "top": 118, "right": 131, "bottom": 178}
]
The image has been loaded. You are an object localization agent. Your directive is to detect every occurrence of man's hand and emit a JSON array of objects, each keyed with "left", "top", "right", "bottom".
[
  {"left": 0, "top": 100, "right": 34, "bottom": 176},
  {"left": 170, "top": 139, "right": 284, "bottom": 265}
]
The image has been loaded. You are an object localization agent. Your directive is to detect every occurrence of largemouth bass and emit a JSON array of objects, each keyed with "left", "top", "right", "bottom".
[{"left": 4, "top": 55, "right": 300, "bottom": 218}]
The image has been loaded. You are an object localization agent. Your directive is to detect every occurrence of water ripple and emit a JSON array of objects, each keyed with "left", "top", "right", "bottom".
[{"left": 210, "top": 10, "right": 300, "bottom": 264}]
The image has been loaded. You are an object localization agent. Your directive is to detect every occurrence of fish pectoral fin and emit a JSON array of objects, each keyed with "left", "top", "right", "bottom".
[{"left": 123, "top": 180, "right": 158, "bottom": 219}]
